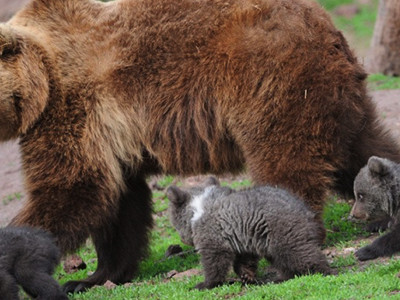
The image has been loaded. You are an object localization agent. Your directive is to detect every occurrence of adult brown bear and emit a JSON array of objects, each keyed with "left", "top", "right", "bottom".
[{"left": 0, "top": 0, "right": 398, "bottom": 293}]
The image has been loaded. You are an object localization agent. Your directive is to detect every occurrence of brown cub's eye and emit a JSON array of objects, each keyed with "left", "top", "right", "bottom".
[{"left": 357, "top": 193, "right": 364, "bottom": 201}]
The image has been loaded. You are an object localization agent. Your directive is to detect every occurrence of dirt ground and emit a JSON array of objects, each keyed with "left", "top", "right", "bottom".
[{"left": 0, "top": 89, "right": 399, "bottom": 226}]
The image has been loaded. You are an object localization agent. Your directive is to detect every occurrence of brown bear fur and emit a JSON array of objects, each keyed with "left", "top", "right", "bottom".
[{"left": 0, "top": 0, "right": 399, "bottom": 293}]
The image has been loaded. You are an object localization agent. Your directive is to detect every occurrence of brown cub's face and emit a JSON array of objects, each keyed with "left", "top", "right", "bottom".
[
  {"left": 351, "top": 156, "right": 395, "bottom": 221},
  {"left": 0, "top": 25, "right": 49, "bottom": 141}
]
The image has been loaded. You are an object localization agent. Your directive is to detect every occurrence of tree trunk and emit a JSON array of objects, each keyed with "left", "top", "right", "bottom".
[{"left": 366, "top": 0, "right": 400, "bottom": 76}]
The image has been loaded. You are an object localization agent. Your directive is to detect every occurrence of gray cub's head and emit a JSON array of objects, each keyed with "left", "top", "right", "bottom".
[
  {"left": 351, "top": 156, "right": 398, "bottom": 220},
  {"left": 167, "top": 177, "right": 220, "bottom": 246}
]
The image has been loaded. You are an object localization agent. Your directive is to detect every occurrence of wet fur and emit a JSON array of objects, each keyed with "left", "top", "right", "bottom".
[
  {"left": 0, "top": 0, "right": 398, "bottom": 292},
  {"left": 167, "top": 179, "right": 331, "bottom": 289}
]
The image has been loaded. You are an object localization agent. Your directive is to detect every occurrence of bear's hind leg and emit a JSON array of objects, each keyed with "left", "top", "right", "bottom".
[
  {"left": 63, "top": 176, "right": 153, "bottom": 293},
  {"left": 272, "top": 245, "right": 332, "bottom": 281}
]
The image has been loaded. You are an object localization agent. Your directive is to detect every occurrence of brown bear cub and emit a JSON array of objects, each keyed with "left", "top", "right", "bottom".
[
  {"left": 1, "top": 0, "right": 400, "bottom": 292},
  {"left": 167, "top": 178, "right": 332, "bottom": 289},
  {"left": 0, "top": 226, "right": 68, "bottom": 300},
  {"left": 351, "top": 156, "right": 400, "bottom": 261}
]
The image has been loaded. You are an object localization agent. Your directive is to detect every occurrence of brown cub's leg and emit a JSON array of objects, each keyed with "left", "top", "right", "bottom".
[
  {"left": 233, "top": 253, "right": 259, "bottom": 284},
  {"left": 356, "top": 223, "right": 400, "bottom": 261},
  {"left": 196, "top": 248, "right": 235, "bottom": 290},
  {"left": 63, "top": 176, "right": 153, "bottom": 293}
]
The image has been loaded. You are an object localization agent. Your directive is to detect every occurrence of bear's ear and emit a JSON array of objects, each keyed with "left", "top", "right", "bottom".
[
  {"left": 166, "top": 185, "right": 187, "bottom": 205},
  {"left": 204, "top": 176, "right": 220, "bottom": 186},
  {"left": 367, "top": 156, "right": 391, "bottom": 177},
  {"left": 0, "top": 28, "right": 20, "bottom": 57}
]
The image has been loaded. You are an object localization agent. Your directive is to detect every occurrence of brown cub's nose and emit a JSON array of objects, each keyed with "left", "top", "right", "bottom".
[{"left": 349, "top": 204, "right": 368, "bottom": 220}]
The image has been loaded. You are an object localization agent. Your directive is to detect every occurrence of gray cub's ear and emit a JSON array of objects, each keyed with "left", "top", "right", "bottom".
[
  {"left": 204, "top": 176, "right": 220, "bottom": 186},
  {"left": 367, "top": 156, "right": 391, "bottom": 177},
  {"left": 166, "top": 185, "right": 187, "bottom": 204}
]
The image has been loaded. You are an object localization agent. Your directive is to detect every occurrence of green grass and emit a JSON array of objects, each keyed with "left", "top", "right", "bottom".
[
  {"left": 156, "top": 175, "right": 175, "bottom": 189},
  {"left": 323, "top": 197, "right": 368, "bottom": 247},
  {"left": 368, "top": 73, "right": 400, "bottom": 90},
  {"left": 221, "top": 178, "right": 253, "bottom": 189},
  {"left": 318, "top": 0, "right": 354, "bottom": 11},
  {"left": 332, "top": 1, "right": 378, "bottom": 39},
  {"left": 316, "top": 0, "right": 378, "bottom": 39},
  {"left": 40, "top": 178, "right": 398, "bottom": 300},
  {"left": 2, "top": 192, "right": 22, "bottom": 205}
]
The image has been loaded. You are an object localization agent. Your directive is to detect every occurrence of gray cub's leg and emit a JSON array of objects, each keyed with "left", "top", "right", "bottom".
[
  {"left": 16, "top": 271, "right": 68, "bottom": 300},
  {"left": 196, "top": 249, "right": 235, "bottom": 290},
  {"left": 0, "top": 271, "right": 20, "bottom": 300},
  {"left": 269, "top": 242, "right": 332, "bottom": 282},
  {"left": 233, "top": 253, "right": 259, "bottom": 284}
]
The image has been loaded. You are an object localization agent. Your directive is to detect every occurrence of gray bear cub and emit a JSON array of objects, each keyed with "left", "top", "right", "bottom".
[
  {"left": 351, "top": 156, "right": 400, "bottom": 261},
  {"left": 0, "top": 226, "right": 68, "bottom": 300},
  {"left": 167, "top": 177, "right": 332, "bottom": 289}
]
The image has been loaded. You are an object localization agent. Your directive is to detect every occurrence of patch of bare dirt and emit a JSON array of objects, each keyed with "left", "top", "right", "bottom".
[{"left": 0, "top": 140, "right": 25, "bottom": 226}]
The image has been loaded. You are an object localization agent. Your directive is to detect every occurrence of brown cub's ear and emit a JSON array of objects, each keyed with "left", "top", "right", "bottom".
[
  {"left": 166, "top": 186, "right": 187, "bottom": 205},
  {"left": 204, "top": 176, "right": 220, "bottom": 186},
  {"left": 0, "top": 27, "right": 20, "bottom": 57},
  {"left": 368, "top": 156, "right": 391, "bottom": 177}
]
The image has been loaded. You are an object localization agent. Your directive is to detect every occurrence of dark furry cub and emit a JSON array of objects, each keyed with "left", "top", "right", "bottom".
[
  {"left": 351, "top": 156, "right": 400, "bottom": 261},
  {"left": 0, "top": 226, "right": 68, "bottom": 300},
  {"left": 167, "top": 178, "right": 332, "bottom": 289}
]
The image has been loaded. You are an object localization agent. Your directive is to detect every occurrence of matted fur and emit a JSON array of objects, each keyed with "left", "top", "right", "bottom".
[
  {"left": 0, "top": 0, "right": 399, "bottom": 292},
  {"left": 167, "top": 178, "right": 331, "bottom": 289}
]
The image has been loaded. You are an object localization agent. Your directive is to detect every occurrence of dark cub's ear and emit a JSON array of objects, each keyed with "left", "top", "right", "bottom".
[
  {"left": 367, "top": 156, "right": 391, "bottom": 177},
  {"left": 166, "top": 185, "right": 188, "bottom": 205},
  {"left": 0, "top": 27, "right": 20, "bottom": 57},
  {"left": 204, "top": 176, "right": 220, "bottom": 186}
]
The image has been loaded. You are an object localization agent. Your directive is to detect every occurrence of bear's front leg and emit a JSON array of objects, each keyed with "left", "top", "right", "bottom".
[
  {"left": 356, "top": 223, "right": 400, "bottom": 261},
  {"left": 63, "top": 176, "right": 153, "bottom": 293},
  {"left": 12, "top": 172, "right": 153, "bottom": 294},
  {"left": 195, "top": 248, "right": 235, "bottom": 290}
]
